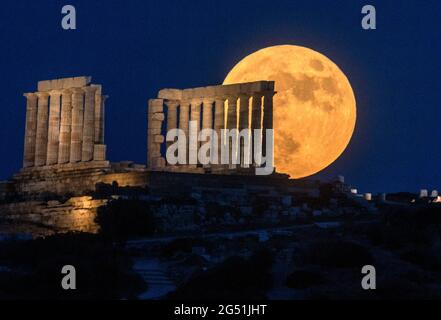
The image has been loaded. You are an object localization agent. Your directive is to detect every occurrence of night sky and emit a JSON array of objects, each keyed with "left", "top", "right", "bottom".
[{"left": 0, "top": 0, "right": 439, "bottom": 193}]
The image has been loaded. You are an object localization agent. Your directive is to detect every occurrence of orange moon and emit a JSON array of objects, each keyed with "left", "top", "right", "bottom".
[{"left": 224, "top": 45, "right": 356, "bottom": 179}]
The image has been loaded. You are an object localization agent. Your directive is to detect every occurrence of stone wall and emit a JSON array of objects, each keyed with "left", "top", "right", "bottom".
[
  {"left": 12, "top": 162, "right": 149, "bottom": 198},
  {"left": 0, "top": 196, "right": 107, "bottom": 236}
]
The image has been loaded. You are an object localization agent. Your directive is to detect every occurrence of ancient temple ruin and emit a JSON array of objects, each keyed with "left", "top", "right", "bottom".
[
  {"left": 147, "top": 81, "right": 275, "bottom": 173},
  {"left": 21, "top": 76, "right": 108, "bottom": 170}
]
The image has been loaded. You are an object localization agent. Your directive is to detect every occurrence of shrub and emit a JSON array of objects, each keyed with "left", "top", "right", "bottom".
[
  {"left": 286, "top": 269, "right": 326, "bottom": 289},
  {"left": 95, "top": 199, "right": 156, "bottom": 241},
  {"left": 304, "top": 240, "right": 374, "bottom": 268}
]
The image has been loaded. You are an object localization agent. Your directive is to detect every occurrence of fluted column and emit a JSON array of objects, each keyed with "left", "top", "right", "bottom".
[
  {"left": 262, "top": 91, "right": 275, "bottom": 158},
  {"left": 46, "top": 90, "right": 62, "bottom": 165},
  {"left": 58, "top": 89, "right": 72, "bottom": 164},
  {"left": 179, "top": 100, "right": 190, "bottom": 164},
  {"left": 251, "top": 93, "right": 263, "bottom": 166},
  {"left": 226, "top": 96, "right": 238, "bottom": 167},
  {"left": 189, "top": 99, "right": 202, "bottom": 165},
  {"left": 202, "top": 98, "right": 213, "bottom": 165},
  {"left": 239, "top": 94, "right": 251, "bottom": 167},
  {"left": 179, "top": 100, "right": 190, "bottom": 139},
  {"left": 214, "top": 97, "right": 225, "bottom": 165},
  {"left": 23, "top": 93, "right": 38, "bottom": 168},
  {"left": 94, "top": 88, "right": 105, "bottom": 144},
  {"left": 82, "top": 86, "right": 97, "bottom": 162},
  {"left": 165, "top": 100, "right": 179, "bottom": 149},
  {"left": 70, "top": 88, "right": 84, "bottom": 163},
  {"left": 34, "top": 92, "right": 50, "bottom": 167}
]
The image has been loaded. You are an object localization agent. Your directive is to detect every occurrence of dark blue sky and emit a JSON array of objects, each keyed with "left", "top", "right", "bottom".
[{"left": 0, "top": 0, "right": 440, "bottom": 193}]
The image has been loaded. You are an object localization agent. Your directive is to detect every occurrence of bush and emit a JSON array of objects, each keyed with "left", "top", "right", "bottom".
[
  {"left": 168, "top": 249, "right": 274, "bottom": 300},
  {"left": 0, "top": 233, "right": 146, "bottom": 299},
  {"left": 304, "top": 240, "right": 374, "bottom": 268},
  {"left": 96, "top": 199, "right": 156, "bottom": 241},
  {"left": 286, "top": 269, "right": 326, "bottom": 289}
]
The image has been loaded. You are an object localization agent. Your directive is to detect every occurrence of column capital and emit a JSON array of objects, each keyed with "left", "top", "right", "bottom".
[
  {"left": 35, "top": 92, "right": 50, "bottom": 99},
  {"left": 164, "top": 99, "right": 180, "bottom": 108},
  {"left": 23, "top": 92, "right": 38, "bottom": 100},
  {"left": 214, "top": 96, "right": 227, "bottom": 103},
  {"left": 261, "top": 90, "right": 277, "bottom": 98},
  {"left": 61, "top": 88, "right": 73, "bottom": 95},
  {"left": 49, "top": 89, "right": 62, "bottom": 97},
  {"left": 202, "top": 98, "right": 214, "bottom": 105},
  {"left": 82, "top": 86, "right": 98, "bottom": 94},
  {"left": 190, "top": 98, "right": 202, "bottom": 106}
]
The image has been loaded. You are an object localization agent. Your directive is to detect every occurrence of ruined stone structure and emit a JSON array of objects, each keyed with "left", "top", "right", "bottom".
[
  {"left": 147, "top": 81, "right": 275, "bottom": 173},
  {"left": 0, "top": 76, "right": 287, "bottom": 236},
  {"left": 21, "top": 76, "right": 108, "bottom": 170}
]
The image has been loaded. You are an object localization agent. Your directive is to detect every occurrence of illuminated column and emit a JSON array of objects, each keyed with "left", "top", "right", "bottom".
[
  {"left": 251, "top": 93, "right": 263, "bottom": 166},
  {"left": 165, "top": 100, "right": 179, "bottom": 149},
  {"left": 179, "top": 100, "right": 190, "bottom": 164},
  {"left": 58, "top": 89, "right": 72, "bottom": 164},
  {"left": 94, "top": 87, "right": 106, "bottom": 144},
  {"left": 202, "top": 98, "right": 213, "bottom": 165},
  {"left": 189, "top": 99, "right": 202, "bottom": 165},
  {"left": 262, "top": 91, "right": 275, "bottom": 158},
  {"left": 70, "top": 88, "right": 84, "bottom": 163},
  {"left": 93, "top": 93, "right": 107, "bottom": 162},
  {"left": 22, "top": 93, "right": 38, "bottom": 168},
  {"left": 226, "top": 96, "right": 238, "bottom": 168},
  {"left": 82, "top": 86, "right": 97, "bottom": 162},
  {"left": 238, "top": 94, "right": 251, "bottom": 167},
  {"left": 213, "top": 97, "right": 225, "bottom": 165},
  {"left": 34, "top": 92, "right": 50, "bottom": 167},
  {"left": 147, "top": 99, "right": 165, "bottom": 169},
  {"left": 46, "top": 90, "right": 62, "bottom": 165}
]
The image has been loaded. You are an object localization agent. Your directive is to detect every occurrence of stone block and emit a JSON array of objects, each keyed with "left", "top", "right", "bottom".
[
  {"left": 221, "top": 83, "right": 241, "bottom": 96},
  {"left": 192, "top": 87, "right": 207, "bottom": 98},
  {"left": 182, "top": 88, "right": 196, "bottom": 100},
  {"left": 72, "top": 76, "right": 92, "bottom": 88},
  {"left": 153, "top": 135, "right": 165, "bottom": 143},
  {"left": 37, "top": 80, "right": 52, "bottom": 92},
  {"left": 148, "top": 127, "right": 161, "bottom": 135},
  {"left": 158, "top": 89, "right": 182, "bottom": 100},
  {"left": 151, "top": 157, "right": 166, "bottom": 168},
  {"left": 149, "top": 148, "right": 161, "bottom": 157},
  {"left": 93, "top": 144, "right": 106, "bottom": 161},
  {"left": 152, "top": 112, "right": 165, "bottom": 121},
  {"left": 148, "top": 120, "right": 163, "bottom": 129},
  {"left": 148, "top": 99, "right": 164, "bottom": 114}
]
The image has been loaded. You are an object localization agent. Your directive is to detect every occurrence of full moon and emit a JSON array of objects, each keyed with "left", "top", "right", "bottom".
[{"left": 224, "top": 45, "right": 356, "bottom": 179}]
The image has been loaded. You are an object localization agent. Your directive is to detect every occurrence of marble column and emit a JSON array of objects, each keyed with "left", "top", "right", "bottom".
[
  {"left": 94, "top": 88, "right": 105, "bottom": 144},
  {"left": 202, "top": 98, "right": 213, "bottom": 165},
  {"left": 165, "top": 100, "right": 179, "bottom": 149},
  {"left": 82, "top": 86, "right": 97, "bottom": 162},
  {"left": 58, "top": 89, "right": 72, "bottom": 164},
  {"left": 189, "top": 99, "right": 202, "bottom": 165},
  {"left": 251, "top": 93, "right": 263, "bottom": 166},
  {"left": 179, "top": 100, "right": 190, "bottom": 164},
  {"left": 213, "top": 97, "right": 225, "bottom": 164},
  {"left": 239, "top": 94, "right": 251, "bottom": 167},
  {"left": 23, "top": 93, "right": 38, "bottom": 168},
  {"left": 227, "top": 96, "right": 238, "bottom": 167},
  {"left": 262, "top": 91, "right": 275, "bottom": 157},
  {"left": 46, "top": 90, "right": 62, "bottom": 165},
  {"left": 34, "top": 92, "right": 50, "bottom": 167},
  {"left": 70, "top": 88, "right": 84, "bottom": 163},
  {"left": 179, "top": 100, "right": 190, "bottom": 140}
]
